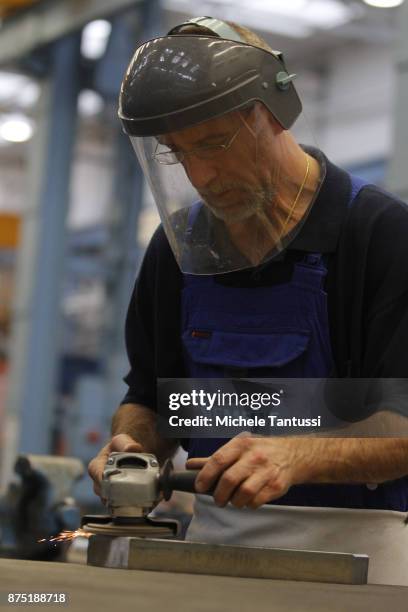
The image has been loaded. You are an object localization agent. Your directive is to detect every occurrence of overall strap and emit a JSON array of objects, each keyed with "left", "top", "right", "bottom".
[
  {"left": 182, "top": 201, "right": 209, "bottom": 279},
  {"left": 348, "top": 174, "right": 370, "bottom": 208},
  {"left": 292, "top": 252, "right": 327, "bottom": 288},
  {"left": 186, "top": 201, "right": 203, "bottom": 241},
  {"left": 344, "top": 174, "right": 370, "bottom": 378}
]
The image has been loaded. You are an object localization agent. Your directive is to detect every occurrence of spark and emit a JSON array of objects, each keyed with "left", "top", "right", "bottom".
[{"left": 37, "top": 529, "right": 92, "bottom": 544}]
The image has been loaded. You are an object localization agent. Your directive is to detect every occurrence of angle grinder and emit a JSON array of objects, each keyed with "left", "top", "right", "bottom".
[{"left": 82, "top": 452, "right": 211, "bottom": 538}]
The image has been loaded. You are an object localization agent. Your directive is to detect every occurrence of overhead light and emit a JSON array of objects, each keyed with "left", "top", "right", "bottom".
[
  {"left": 363, "top": 0, "right": 404, "bottom": 6},
  {"left": 163, "top": 0, "right": 360, "bottom": 38},
  {"left": 78, "top": 89, "right": 104, "bottom": 117},
  {"left": 300, "top": 0, "right": 359, "bottom": 29},
  {"left": 248, "top": 0, "right": 354, "bottom": 28},
  {"left": 81, "top": 20, "right": 112, "bottom": 60},
  {"left": 17, "top": 81, "right": 40, "bottom": 108},
  {"left": 0, "top": 115, "right": 33, "bottom": 143},
  {"left": 0, "top": 71, "right": 40, "bottom": 108},
  {"left": 0, "top": 72, "right": 26, "bottom": 100}
]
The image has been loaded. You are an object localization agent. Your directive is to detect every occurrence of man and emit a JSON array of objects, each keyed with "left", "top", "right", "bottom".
[{"left": 89, "top": 17, "right": 408, "bottom": 584}]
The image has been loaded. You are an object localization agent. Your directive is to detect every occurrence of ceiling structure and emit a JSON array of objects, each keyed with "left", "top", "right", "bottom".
[
  {"left": 0, "top": 0, "right": 403, "bottom": 149},
  {"left": 162, "top": 0, "right": 399, "bottom": 63}
]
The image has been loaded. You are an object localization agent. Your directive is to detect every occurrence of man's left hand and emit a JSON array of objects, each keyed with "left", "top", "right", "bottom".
[{"left": 186, "top": 436, "right": 309, "bottom": 509}]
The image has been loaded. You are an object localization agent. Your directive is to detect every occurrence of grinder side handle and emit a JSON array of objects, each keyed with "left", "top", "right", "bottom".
[
  {"left": 160, "top": 459, "right": 216, "bottom": 501},
  {"left": 159, "top": 459, "right": 278, "bottom": 505}
]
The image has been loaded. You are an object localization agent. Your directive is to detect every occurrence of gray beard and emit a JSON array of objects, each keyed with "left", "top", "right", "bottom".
[{"left": 203, "top": 188, "right": 277, "bottom": 225}]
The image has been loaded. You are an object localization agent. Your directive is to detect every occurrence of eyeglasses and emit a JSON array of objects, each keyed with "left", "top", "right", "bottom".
[{"left": 153, "top": 125, "right": 242, "bottom": 165}]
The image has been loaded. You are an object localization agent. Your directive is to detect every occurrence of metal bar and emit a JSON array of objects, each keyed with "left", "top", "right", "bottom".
[
  {"left": 87, "top": 536, "right": 369, "bottom": 585},
  {"left": 0, "top": 0, "right": 145, "bottom": 65}
]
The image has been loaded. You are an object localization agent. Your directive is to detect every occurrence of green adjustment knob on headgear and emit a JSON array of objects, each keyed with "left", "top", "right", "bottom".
[{"left": 276, "top": 71, "right": 297, "bottom": 91}]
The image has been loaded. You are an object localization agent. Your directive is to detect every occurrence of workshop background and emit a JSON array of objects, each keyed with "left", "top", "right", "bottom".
[{"left": 1, "top": 0, "right": 408, "bottom": 563}]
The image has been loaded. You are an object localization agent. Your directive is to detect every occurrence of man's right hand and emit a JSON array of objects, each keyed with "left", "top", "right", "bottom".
[{"left": 88, "top": 434, "right": 143, "bottom": 499}]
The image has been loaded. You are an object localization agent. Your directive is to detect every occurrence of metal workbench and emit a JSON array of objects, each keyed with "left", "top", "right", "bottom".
[{"left": 1, "top": 559, "right": 408, "bottom": 612}]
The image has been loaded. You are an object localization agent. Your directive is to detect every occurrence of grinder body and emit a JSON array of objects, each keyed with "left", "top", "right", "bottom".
[{"left": 101, "top": 452, "right": 160, "bottom": 518}]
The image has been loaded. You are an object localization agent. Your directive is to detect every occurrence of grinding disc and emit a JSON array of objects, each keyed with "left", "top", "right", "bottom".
[{"left": 82, "top": 522, "right": 175, "bottom": 538}]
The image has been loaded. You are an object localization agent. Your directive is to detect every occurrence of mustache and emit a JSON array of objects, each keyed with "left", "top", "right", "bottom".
[{"left": 199, "top": 182, "right": 252, "bottom": 197}]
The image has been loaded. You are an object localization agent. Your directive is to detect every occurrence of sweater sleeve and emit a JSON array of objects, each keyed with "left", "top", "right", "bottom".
[
  {"left": 121, "top": 228, "right": 161, "bottom": 410},
  {"left": 361, "top": 190, "right": 408, "bottom": 418},
  {"left": 362, "top": 190, "right": 408, "bottom": 379},
  {"left": 121, "top": 224, "right": 184, "bottom": 410},
  {"left": 329, "top": 186, "right": 408, "bottom": 422}
]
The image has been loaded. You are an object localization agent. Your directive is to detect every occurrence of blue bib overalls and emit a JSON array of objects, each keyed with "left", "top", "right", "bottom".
[{"left": 181, "top": 175, "right": 408, "bottom": 511}]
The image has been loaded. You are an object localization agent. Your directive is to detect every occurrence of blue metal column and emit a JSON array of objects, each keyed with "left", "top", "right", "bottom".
[
  {"left": 96, "top": 0, "right": 163, "bottom": 413},
  {"left": 62, "top": 3, "right": 163, "bottom": 490},
  {"left": 1, "top": 33, "right": 81, "bottom": 486},
  {"left": 102, "top": 133, "right": 145, "bottom": 404}
]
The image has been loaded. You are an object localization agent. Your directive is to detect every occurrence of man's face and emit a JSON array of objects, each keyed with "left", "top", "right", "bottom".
[{"left": 163, "top": 110, "right": 277, "bottom": 224}]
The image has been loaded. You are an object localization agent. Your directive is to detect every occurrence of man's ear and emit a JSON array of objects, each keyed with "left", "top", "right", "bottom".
[
  {"left": 263, "top": 106, "right": 285, "bottom": 136},
  {"left": 241, "top": 101, "right": 284, "bottom": 137}
]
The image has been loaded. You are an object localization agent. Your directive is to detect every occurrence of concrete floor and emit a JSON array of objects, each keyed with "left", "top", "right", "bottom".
[{"left": 1, "top": 558, "right": 408, "bottom": 612}]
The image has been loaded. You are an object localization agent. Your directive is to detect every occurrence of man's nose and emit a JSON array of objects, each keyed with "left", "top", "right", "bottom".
[{"left": 183, "top": 155, "right": 218, "bottom": 190}]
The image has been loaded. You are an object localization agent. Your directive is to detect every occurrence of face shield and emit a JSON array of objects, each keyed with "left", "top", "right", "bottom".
[{"left": 120, "top": 35, "right": 325, "bottom": 275}]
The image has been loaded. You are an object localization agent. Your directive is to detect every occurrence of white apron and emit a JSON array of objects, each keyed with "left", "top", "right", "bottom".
[{"left": 185, "top": 495, "right": 408, "bottom": 586}]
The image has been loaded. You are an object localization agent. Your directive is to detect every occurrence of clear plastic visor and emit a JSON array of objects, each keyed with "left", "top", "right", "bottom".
[{"left": 130, "top": 103, "right": 325, "bottom": 275}]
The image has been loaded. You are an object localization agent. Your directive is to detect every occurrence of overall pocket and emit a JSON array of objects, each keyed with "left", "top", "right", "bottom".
[{"left": 182, "top": 328, "right": 311, "bottom": 377}]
